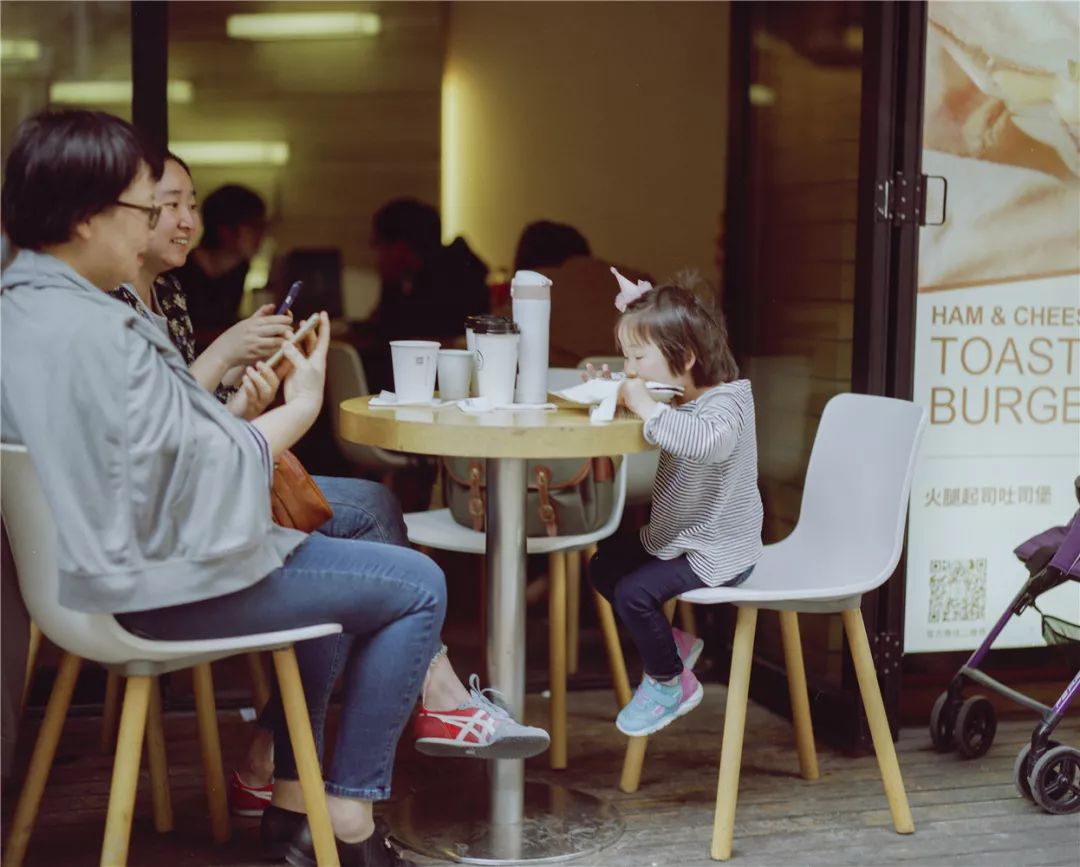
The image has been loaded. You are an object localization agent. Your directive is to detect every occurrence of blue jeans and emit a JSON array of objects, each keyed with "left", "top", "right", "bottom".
[
  {"left": 311, "top": 475, "right": 409, "bottom": 548},
  {"left": 590, "top": 532, "right": 752, "bottom": 681},
  {"left": 118, "top": 527, "right": 445, "bottom": 799}
]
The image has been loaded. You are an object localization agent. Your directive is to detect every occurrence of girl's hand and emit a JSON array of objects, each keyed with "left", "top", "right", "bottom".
[
  {"left": 582, "top": 362, "right": 616, "bottom": 382},
  {"left": 227, "top": 362, "right": 281, "bottom": 420},
  {"left": 619, "top": 376, "right": 658, "bottom": 420},
  {"left": 279, "top": 311, "right": 330, "bottom": 418},
  {"left": 212, "top": 304, "right": 294, "bottom": 368}
]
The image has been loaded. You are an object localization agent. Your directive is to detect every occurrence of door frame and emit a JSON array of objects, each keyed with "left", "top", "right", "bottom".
[{"left": 721, "top": 0, "right": 927, "bottom": 751}]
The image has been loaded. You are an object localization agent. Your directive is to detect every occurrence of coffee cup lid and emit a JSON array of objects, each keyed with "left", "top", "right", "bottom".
[
  {"left": 465, "top": 314, "right": 503, "bottom": 330},
  {"left": 471, "top": 316, "right": 520, "bottom": 335}
]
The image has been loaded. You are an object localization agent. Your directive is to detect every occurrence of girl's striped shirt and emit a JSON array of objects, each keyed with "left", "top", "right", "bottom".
[{"left": 640, "top": 379, "right": 763, "bottom": 586}]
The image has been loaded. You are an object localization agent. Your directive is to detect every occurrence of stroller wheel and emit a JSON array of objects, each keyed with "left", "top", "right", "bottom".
[
  {"left": 1029, "top": 745, "right": 1080, "bottom": 814},
  {"left": 953, "top": 696, "right": 996, "bottom": 759},
  {"left": 1015, "top": 740, "right": 1061, "bottom": 800},
  {"left": 929, "top": 691, "right": 958, "bottom": 752}
]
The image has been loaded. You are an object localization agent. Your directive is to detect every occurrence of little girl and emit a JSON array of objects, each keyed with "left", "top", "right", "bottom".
[{"left": 590, "top": 270, "right": 763, "bottom": 737}]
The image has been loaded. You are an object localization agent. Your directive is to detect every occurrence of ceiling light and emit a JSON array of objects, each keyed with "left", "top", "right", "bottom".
[
  {"left": 170, "top": 141, "right": 290, "bottom": 166},
  {"left": 1, "top": 39, "right": 41, "bottom": 62},
  {"left": 49, "top": 80, "right": 194, "bottom": 104},
  {"left": 226, "top": 12, "right": 381, "bottom": 41}
]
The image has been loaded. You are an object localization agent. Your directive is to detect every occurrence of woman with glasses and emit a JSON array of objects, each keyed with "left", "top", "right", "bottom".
[{"left": 1, "top": 109, "right": 440, "bottom": 866}]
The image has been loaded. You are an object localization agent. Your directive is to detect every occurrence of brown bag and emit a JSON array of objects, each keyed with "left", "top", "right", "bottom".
[
  {"left": 442, "top": 456, "right": 616, "bottom": 537},
  {"left": 270, "top": 450, "right": 333, "bottom": 532}
]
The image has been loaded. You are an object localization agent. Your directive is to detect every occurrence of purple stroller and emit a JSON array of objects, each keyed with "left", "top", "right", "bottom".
[{"left": 928, "top": 487, "right": 1080, "bottom": 815}]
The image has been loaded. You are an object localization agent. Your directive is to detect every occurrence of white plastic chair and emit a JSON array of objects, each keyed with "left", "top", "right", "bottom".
[
  {"left": 404, "top": 409, "right": 631, "bottom": 770},
  {"left": 617, "top": 393, "right": 926, "bottom": 860},
  {"left": 0, "top": 445, "right": 342, "bottom": 867},
  {"left": 327, "top": 340, "right": 408, "bottom": 478}
]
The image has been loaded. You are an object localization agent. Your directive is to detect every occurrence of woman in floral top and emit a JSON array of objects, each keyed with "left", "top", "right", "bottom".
[{"left": 110, "top": 154, "right": 292, "bottom": 413}]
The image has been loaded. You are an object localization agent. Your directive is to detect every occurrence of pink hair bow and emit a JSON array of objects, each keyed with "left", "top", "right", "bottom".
[{"left": 611, "top": 267, "right": 653, "bottom": 312}]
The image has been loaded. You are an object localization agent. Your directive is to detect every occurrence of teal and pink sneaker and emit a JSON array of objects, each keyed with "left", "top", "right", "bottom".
[
  {"left": 673, "top": 627, "right": 704, "bottom": 670},
  {"left": 616, "top": 669, "right": 703, "bottom": 737}
]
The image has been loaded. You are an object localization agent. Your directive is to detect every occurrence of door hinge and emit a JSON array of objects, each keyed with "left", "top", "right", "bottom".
[{"left": 875, "top": 172, "right": 947, "bottom": 226}]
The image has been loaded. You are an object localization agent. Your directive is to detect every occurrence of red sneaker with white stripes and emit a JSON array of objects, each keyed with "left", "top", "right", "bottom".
[{"left": 414, "top": 675, "right": 550, "bottom": 760}]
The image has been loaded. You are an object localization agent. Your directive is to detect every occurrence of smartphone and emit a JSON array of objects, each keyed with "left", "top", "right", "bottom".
[
  {"left": 276, "top": 280, "right": 304, "bottom": 316},
  {"left": 266, "top": 313, "right": 320, "bottom": 368}
]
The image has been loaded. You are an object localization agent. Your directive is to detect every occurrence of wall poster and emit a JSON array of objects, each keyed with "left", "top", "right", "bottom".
[{"left": 906, "top": 1, "right": 1080, "bottom": 652}]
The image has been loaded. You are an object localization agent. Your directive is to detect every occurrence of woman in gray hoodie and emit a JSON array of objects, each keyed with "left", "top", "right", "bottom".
[{"left": 1, "top": 109, "right": 434, "bottom": 867}]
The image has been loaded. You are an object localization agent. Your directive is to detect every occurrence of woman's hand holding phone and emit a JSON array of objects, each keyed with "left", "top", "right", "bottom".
[
  {"left": 278, "top": 311, "right": 330, "bottom": 418},
  {"left": 226, "top": 361, "right": 281, "bottom": 420},
  {"left": 212, "top": 304, "right": 294, "bottom": 369}
]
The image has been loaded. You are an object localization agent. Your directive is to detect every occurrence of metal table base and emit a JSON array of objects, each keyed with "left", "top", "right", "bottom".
[
  {"left": 390, "top": 458, "right": 623, "bottom": 863},
  {"left": 388, "top": 779, "right": 624, "bottom": 864}
]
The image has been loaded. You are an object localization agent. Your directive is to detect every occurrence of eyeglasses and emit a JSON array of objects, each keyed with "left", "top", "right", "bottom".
[{"left": 115, "top": 200, "right": 162, "bottom": 229}]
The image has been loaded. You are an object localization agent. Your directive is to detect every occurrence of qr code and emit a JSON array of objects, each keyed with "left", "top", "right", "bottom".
[{"left": 928, "top": 559, "right": 987, "bottom": 624}]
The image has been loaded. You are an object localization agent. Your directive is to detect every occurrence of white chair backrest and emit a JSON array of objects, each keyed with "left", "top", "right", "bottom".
[
  {"left": 327, "top": 340, "right": 370, "bottom": 417},
  {"left": 1, "top": 445, "right": 140, "bottom": 664},
  {"left": 547, "top": 367, "right": 584, "bottom": 392},
  {"left": 790, "top": 393, "right": 927, "bottom": 589},
  {"left": 326, "top": 342, "right": 406, "bottom": 471}
]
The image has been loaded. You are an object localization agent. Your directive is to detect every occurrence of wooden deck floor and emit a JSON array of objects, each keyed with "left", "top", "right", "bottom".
[{"left": 5, "top": 685, "right": 1078, "bottom": 867}]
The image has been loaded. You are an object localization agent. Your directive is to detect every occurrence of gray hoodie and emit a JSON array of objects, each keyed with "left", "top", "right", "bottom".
[{"left": 1, "top": 250, "right": 306, "bottom": 614}]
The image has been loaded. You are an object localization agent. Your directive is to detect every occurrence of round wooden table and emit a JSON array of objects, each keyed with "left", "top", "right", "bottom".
[{"left": 339, "top": 397, "right": 651, "bottom": 863}]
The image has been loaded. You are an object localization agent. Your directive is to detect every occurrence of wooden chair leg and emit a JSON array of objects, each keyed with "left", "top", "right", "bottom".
[
  {"left": 620, "top": 736, "right": 648, "bottom": 793},
  {"left": 21, "top": 622, "right": 42, "bottom": 712},
  {"left": 778, "top": 611, "right": 819, "bottom": 782},
  {"left": 711, "top": 605, "right": 758, "bottom": 862},
  {"left": 677, "top": 600, "right": 698, "bottom": 637},
  {"left": 100, "top": 669, "right": 121, "bottom": 753},
  {"left": 145, "top": 678, "right": 174, "bottom": 833},
  {"left": 592, "top": 589, "right": 631, "bottom": 710},
  {"left": 4, "top": 652, "right": 82, "bottom": 867},
  {"left": 272, "top": 646, "right": 337, "bottom": 867},
  {"left": 841, "top": 609, "right": 915, "bottom": 834},
  {"left": 662, "top": 598, "right": 677, "bottom": 623},
  {"left": 548, "top": 551, "right": 568, "bottom": 770},
  {"left": 191, "top": 664, "right": 231, "bottom": 844},
  {"left": 100, "top": 675, "right": 152, "bottom": 867},
  {"left": 566, "top": 550, "right": 581, "bottom": 676},
  {"left": 246, "top": 652, "right": 272, "bottom": 714}
]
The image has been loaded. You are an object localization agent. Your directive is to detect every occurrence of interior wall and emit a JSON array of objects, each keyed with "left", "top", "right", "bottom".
[{"left": 443, "top": 1, "right": 730, "bottom": 284}]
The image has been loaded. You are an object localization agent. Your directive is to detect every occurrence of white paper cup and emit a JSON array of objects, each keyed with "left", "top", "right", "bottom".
[
  {"left": 475, "top": 332, "right": 519, "bottom": 406},
  {"left": 390, "top": 340, "right": 440, "bottom": 403},
  {"left": 437, "top": 349, "right": 473, "bottom": 401}
]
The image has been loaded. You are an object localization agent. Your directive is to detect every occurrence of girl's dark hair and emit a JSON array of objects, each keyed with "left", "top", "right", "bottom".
[
  {"left": 1, "top": 109, "right": 162, "bottom": 251},
  {"left": 618, "top": 275, "right": 739, "bottom": 386},
  {"left": 513, "top": 221, "right": 591, "bottom": 271}
]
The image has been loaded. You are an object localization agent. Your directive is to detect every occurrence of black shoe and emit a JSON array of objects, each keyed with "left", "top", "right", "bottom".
[
  {"left": 285, "top": 820, "right": 416, "bottom": 867},
  {"left": 260, "top": 804, "right": 308, "bottom": 861}
]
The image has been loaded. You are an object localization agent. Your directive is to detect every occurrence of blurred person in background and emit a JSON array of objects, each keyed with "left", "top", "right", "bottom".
[
  {"left": 176, "top": 183, "right": 267, "bottom": 347},
  {"left": 370, "top": 198, "right": 489, "bottom": 342}
]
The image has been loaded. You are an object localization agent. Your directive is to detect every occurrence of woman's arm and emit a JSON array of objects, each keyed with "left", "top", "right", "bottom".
[{"left": 190, "top": 305, "right": 293, "bottom": 392}]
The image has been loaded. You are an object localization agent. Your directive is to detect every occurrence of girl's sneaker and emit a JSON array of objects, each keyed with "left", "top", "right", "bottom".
[
  {"left": 672, "top": 627, "right": 704, "bottom": 670},
  {"left": 616, "top": 669, "right": 703, "bottom": 737},
  {"left": 414, "top": 674, "right": 550, "bottom": 759}
]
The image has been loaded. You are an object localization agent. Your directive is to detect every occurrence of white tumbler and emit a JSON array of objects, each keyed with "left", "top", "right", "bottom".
[
  {"left": 473, "top": 317, "right": 520, "bottom": 406},
  {"left": 510, "top": 270, "right": 552, "bottom": 404}
]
